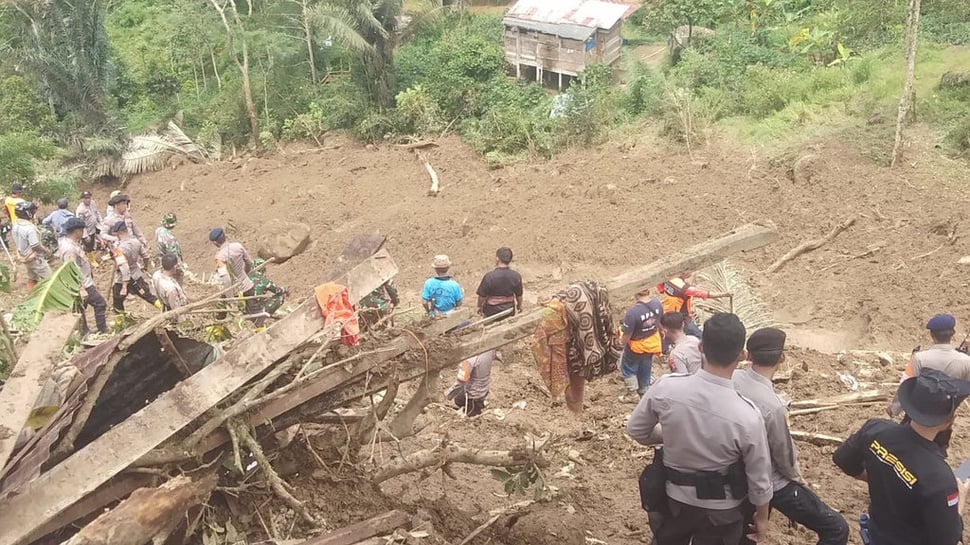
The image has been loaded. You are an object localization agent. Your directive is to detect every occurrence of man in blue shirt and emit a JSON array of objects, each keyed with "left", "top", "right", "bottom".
[
  {"left": 42, "top": 198, "right": 75, "bottom": 237},
  {"left": 422, "top": 254, "right": 463, "bottom": 316}
]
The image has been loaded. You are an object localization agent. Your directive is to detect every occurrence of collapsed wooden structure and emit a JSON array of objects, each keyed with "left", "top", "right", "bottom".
[{"left": 0, "top": 224, "right": 779, "bottom": 545}]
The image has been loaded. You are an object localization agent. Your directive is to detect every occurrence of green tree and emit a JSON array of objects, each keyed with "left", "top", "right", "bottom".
[
  {"left": 4, "top": 0, "right": 117, "bottom": 133},
  {"left": 311, "top": 0, "right": 415, "bottom": 109}
]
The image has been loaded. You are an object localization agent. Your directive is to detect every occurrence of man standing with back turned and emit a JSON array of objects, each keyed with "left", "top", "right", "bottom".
[
  {"left": 476, "top": 247, "right": 523, "bottom": 320},
  {"left": 627, "top": 313, "right": 773, "bottom": 544},
  {"left": 734, "top": 327, "right": 848, "bottom": 545}
]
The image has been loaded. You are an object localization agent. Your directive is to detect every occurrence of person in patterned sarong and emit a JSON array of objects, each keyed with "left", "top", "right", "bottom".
[{"left": 532, "top": 281, "right": 623, "bottom": 413}]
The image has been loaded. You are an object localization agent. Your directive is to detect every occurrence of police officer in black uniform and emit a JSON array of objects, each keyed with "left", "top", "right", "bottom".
[{"left": 833, "top": 368, "right": 970, "bottom": 545}]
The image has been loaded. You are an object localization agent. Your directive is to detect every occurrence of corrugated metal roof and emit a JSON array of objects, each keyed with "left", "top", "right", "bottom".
[
  {"left": 504, "top": 17, "right": 596, "bottom": 40},
  {"left": 503, "top": 0, "right": 637, "bottom": 33}
]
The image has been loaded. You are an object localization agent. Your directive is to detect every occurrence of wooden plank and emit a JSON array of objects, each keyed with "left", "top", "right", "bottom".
[
  {"left": 0, "top": 250, "right": 398, "bottom": 545},
  {"left": 300, "top": 510, "right": 410, "bottom": 545},
  {"left": 0, "top": 313, "right": 76, "bottom": 471},
  {"left": 22, "top": 475, "right": 153, "bottom": 545}
]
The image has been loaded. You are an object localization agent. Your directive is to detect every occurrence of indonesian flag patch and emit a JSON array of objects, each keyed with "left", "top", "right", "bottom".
[{"left": 947, "top": 491, "right": 959, "bottom": 507}]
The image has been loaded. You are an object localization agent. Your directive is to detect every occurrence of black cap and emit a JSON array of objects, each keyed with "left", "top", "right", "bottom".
[
  {"left": 747, "top": 327, "right": 787, "bottom": 364},
  {"left": 209, "top": 227, "right": 225, "bottom": 241},
  {"left": 11, "top": 184, "right": 24, "bottom": 193},
  {"left": 108, "top": 193, "right": 130, "bottom": 206},
  {"left": 63, "top": 217, "right": 86, "bottom": 233},
  {"left": 56, "top": 197, "right": 69, "bottom": 209},
  {"left": 80, "top": 191, "right": 92, "bottom": 198},
  {"left": 898, "top": 368, "right": 970, "bottom": 426},
  {"left": 109, "top": 220, "right": 128, "bottom": 234}
]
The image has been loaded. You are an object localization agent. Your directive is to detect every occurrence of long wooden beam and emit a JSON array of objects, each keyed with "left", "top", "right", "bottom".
[
  {"left": 0, "top": 313, "right": 77, "bottom": 471},
  {"left": 0, "top": 249, "right": 399, "bottom": 545}
]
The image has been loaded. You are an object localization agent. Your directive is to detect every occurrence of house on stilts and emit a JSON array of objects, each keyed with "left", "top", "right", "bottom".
[{"left": 502, "top": 0, "right": 638, "bottom": 89}]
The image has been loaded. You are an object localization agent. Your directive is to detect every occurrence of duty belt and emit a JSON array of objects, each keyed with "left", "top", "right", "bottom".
[{"left": 665, "top": 462, "right": 748, "bottom": 500}]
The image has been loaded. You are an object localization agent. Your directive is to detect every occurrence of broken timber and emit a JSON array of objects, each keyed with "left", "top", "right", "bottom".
[
  {"left": 147, "top": 223, "right": 780, "bottom": 463},
  {"left": 0, "top": 249, "right": 398, "bottom": 545},
  {"left": 299, "top": 510, "right": 410, "bottom": 545},
  {"left": 0, "top": 313, "right": 77, "bottom": 470}
]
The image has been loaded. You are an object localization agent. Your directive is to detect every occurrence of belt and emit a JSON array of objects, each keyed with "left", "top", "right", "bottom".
[
  {"left": 485, "top": 295, "right": 516, "bottom": 305},
  {"left": 666, "top": 467, "right": 728, "bottom": 487}
]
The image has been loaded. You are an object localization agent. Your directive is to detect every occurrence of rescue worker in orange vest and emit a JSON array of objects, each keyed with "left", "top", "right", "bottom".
[{"left": 657, "top": 275, "right": 731, "bottom": 349}]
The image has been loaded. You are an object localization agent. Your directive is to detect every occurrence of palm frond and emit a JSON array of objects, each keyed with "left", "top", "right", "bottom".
[
  {"left": 310, "top": 3, "right": 377, "bottom": 54},
  {"left": 694, "top": 262, "right": 775, "bottom": 331},
  {"left": 12, "top": 261, "right": 83, "bottom": 331}
]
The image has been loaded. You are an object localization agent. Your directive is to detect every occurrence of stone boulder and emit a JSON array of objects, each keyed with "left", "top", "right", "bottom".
[{"left": 255, "top": 220, "right": 311, "bottom": 264}]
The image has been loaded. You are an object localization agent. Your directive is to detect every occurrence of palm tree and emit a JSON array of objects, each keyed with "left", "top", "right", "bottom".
[
  {"left": 311, "top": 0, "right": 400, "bottom": 109},
  {"left": 311, "top": 0, "right": 439, "bottom": 110},
  {"left": 4, "top": 0, "right": 117, "bottom": 133}
]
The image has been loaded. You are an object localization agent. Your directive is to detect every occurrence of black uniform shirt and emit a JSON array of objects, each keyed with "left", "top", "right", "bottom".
[{"left": 833, "top": 419, "right": 962, "bottom": 545}]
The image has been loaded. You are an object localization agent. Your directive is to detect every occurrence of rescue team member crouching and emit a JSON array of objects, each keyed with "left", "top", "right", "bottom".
[
  {"left": 109, "top": 221, "right": 161, "bottom": 312},
  {"left": 476, "top": 246, "right": 523, "bottom": 319},
  {"left": 834, "top": 368, "right": 970, "bottom": 545},
  {"left": 445, "top": 350, "right": 495, "bottom": 417},
  {"left": 619, "top": 290, "right": 663, "bottom": 399},
  {"left": 734, "top": 328, "right": 848, "bottom": 545},
  {"left": 59, "top": 217, "right": 108, "bottom": 334},
  {"left": 628, "top": 313, "right": 773, "bottom": 545}
]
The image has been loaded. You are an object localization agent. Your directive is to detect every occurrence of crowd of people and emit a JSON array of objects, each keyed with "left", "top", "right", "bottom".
[
  {"left": 1, "top": 185, "right": 286, "bottom": 334},
  {"left": 4, "top": 184, "right": 968, "bottom": 545}
]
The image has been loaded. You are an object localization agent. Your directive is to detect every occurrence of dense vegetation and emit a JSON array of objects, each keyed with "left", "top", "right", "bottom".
[{"left": 0, "top": 0, "right": 969, "bottom": 190}]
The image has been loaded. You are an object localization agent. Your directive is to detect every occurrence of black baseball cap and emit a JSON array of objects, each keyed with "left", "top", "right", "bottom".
[
  {"left": 898, "top": 368, "right": 970, "bottom": 426},
  {"left": 108, "top": 193, "right": 130, "bottom": 206}
]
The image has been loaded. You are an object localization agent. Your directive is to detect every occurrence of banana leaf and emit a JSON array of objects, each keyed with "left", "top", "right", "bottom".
[
  {"left": 12, "top": 261, "right": 83, "bottom": 331},
  {"left": 0, "top": 263, "right": 10, "bottom": 293}
]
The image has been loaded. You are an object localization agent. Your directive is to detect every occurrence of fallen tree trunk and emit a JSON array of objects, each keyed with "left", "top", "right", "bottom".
[
  {"left": 766, "top": 217, "right": 855, "bottom": 273},
  {"left": 63, "top": 473, "right": 217, "bottom": 545},
  {"left": 372, "top": 439, "right": 549, "bottom": 483},
  {"left": 0, "top": 313, "right": 77, "bottom": 470},
  {"left": 0, "top": 250, "right": 399, "bottom": 545}
]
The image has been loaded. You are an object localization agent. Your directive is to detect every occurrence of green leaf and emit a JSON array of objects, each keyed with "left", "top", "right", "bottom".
[
  {"left": 490, "top": 469, "right": 512, "bottom": 482},
  {"left": 12, "top": 261, "right": 83, "bottom": 331}
]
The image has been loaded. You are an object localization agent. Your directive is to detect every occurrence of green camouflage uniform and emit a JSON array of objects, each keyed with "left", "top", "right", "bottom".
[
  {"left": 359, "top": 280, "right": 400, "bottom": 330},
  {"left": 249, "top": 267, "right": 285, "bottom": 315}
]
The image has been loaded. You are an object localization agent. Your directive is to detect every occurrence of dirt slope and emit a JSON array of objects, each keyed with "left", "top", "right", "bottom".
[{"left": 100, "top": 127, "right": 970, "bottom": 352}]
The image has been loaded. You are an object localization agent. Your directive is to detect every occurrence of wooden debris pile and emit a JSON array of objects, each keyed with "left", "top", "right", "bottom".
[{"left": 0, "top": 225, "right": 779, "bottom": 545}]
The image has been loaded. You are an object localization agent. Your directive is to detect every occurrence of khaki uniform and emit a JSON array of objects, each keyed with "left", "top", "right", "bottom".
[
  {"left": 215, "top": 241, "right": 255, "bottom": 293},
  {"left": 732, "top": 368, "right": 801, "bottom": 491},
  {"left": 75, "top": 201, "right": 102, "bottom": 239},
  {"left": 889, "top": 344, "right": 970, "bottom": 416},
  {"left": 101, "top": 211, "right": 149, "bottom": 257},
  {"left": 734, "top": 368, "right": 849, "bottom": 545},
  {"left": 628, "top": 370, "right": 773, "bottom": 510},
  {"left": 152, "top": 270, "right": 187, "bottom": 310},
  {"left": 58, "top": 237, "right": 108, "bottom": 333}
]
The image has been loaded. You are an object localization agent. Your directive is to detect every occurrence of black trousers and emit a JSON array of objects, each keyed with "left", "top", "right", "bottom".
[
  {"left": 653, "top": 499, "right": 743, "bottom": 545},
  {"left": 453, "top": 392, "right": 487, "bottom": 417},
  {"left": 82, "top": 234, "right": 97, "bottom": 252},
  {"left": 112, "top": 277, "right": 158, "bottom": 311},
  {"left": 82, "top": 285, "right": 108, "bottom": 333},
  {"left": 741, "top": 482, "right": 849, "bottom": 545}
]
